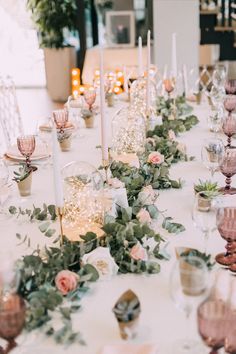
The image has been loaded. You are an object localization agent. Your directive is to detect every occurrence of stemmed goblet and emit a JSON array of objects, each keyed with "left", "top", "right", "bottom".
[
  {"left": 223, "top": 95, "right": 236, "bottom": 147},
  {"left": 53, "top": 109, "right": 69, "bottom": 132},
  {"left": 224, "top": 279, "right": 236, "bottom": 353},
  {"left": 169, "top": 255, "right": 209, "bottom": 353},
  {"left": 84, "top": 87, "right": 96, "bottom": 111},
  {"left": 201, "top": 138, "right": 224, "bottom": 178},
  {"left": 17, "top": 135, "right": 35, "bottom": 167},
  {"left": 219, "top": 147, "right": 236, "bottom": 194},
  {"left": 225, "top": 79, "right": 236, "bottom": 95},
  {"left": 192, "top": 192, "right": 217, "bottom": 252},
  {"left": 197, "top": 299, "right": 228, "bottom": 354},
  {"left": 212, "top": 64, "right": 226, "bottom": 89},
  {"left": 163, "top": 78, "right": 175, "bottom": 99},
  {"left": 0, "top": 252, "right": 25, "bottom": 354},
  {"left": 215, "top": 207, "right": 236, "bottom": 267}
]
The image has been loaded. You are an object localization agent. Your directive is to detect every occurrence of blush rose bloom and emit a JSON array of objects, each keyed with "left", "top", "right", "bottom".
[
  {"left": 138, "top": 185, "right": 157, "bottom": 205},
  {"left": 147, "top": 151, "right": 164, "bottom": 165},
  {"left": 82, "top": 247, "right": 118, "bottom": 280},
  {"left": 55, "top": 270, "right": 79, "bottom": 295},
  {"left": 130, "top": 242, "right": 148, "bottom": 261},
  {"left": 168, "top": 130, "right": 176, "bottom": 141},
  {"left": 177, "top": 142, "right": 187, "bottom": 154},
  {"left": 137, "top": 208, "right": 152, "bottom": 224}
]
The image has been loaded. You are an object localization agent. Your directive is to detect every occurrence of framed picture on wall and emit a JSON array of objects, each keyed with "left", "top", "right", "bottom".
[{"left": 106, "top": 11, "right": 135, "bottom": 48}]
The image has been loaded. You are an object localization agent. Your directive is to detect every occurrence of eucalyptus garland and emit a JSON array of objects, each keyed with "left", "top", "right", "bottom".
[{"left": 8, "top": 97, "right": 200, "bottom": 346}]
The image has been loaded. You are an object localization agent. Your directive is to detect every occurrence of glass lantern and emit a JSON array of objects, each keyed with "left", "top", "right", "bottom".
[
  {"left": 111, "top": 106, "right": 146, "bottom": 161},
  {"left": 61, "top": 161, "right": 105, "bottom": 240},
  {"left": 130, "top": 77, "right": 157, "bottom": 116}
]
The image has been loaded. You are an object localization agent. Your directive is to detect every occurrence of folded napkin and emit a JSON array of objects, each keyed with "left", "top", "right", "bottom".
[{"left": 100, "top": 343, "right": 158, "bottom": 354}]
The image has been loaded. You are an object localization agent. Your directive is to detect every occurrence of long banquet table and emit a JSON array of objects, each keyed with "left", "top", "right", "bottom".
[{"left": 0, "top": 95, "right": 229, "bottom": 354}]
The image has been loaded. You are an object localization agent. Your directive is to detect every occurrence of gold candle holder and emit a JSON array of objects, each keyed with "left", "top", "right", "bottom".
[{"left": 56, "top": 206, "right": 64, "bottom": 246}]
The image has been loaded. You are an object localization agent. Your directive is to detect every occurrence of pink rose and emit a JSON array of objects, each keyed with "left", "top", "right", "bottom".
[
  {"left": 137, "top": 208, "right": 152, "bottom": 224},
  {"left": 147, "top": 151, "right": 164, "bottom": 165},
  {"left": 55, "top": 270, "right": 79, "bottom": 295},
  {"left": 168, "top": 130, "right": 176, "bottom": 141},
  {"left": 130, "top": 242, "right": 148, "bottom": 261}
]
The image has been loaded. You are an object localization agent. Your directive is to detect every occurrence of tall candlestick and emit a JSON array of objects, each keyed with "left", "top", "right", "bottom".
[
  {"left": 138, "top": 36, "right": 143, "bottom": 78},
  {"left": 99, "top": 44, "right": 109, "bottom": 161},
  {"left": 171, "top": 33, "right": 177, "bottom": 79},
  {"left": 161, "top": 64, "right": 168, "bottom": 96},
  {"left": 146, "top": 30, "right": 151, "bottom": 116},
  {"left": 183, "top": 64, "right": 188, "bottom": 96},
  {"left": 52, "top": 125, "right": 64, "bottom": 208}
]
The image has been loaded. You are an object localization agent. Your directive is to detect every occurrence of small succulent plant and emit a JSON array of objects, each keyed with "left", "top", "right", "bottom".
[
  {"left": 113, "top": 290, "right": 140, "bottom": 323},
  {"left": 194, "top": 179, "right": 220, "bottom": 199},
  {"left": 13, "top": 163, "right": 34, "bottom": 183},
  {"left": 81, "top": 108, "right": 93, "bottom": 120},
  {"left": 180, "top": 249, "right": 215, "bottom": 270}
]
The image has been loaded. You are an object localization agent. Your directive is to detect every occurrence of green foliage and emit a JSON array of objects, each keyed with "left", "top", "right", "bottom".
[
  {"left": 156, "top": 95, "right": 193, "bottom": 119},
  {"left": 180, "top": 249, "right": 215, "bottom": 270},
  {"left": 194, "top": 180, "right": 220, "bottom": 199},
  {"left": 12, "top": 163, "right": 35, "bottom": 183},
  {"left": 27, "top": 0, "right": 78, "bottom": 48}
]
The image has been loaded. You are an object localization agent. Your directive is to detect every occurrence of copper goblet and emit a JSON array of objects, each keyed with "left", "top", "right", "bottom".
[
  {"left": 17, "top": 135, "right": 35, "bottom": 167},
  {"left": 225, "top": 79, "right": 236, "bottom": 95},
  {"left": 163, "top": 78, "right": 175, "bottom": 99},
  {"left": 219, "top": 147, "right": 236, "bottom": 194},
  {"left": 53, "top": 109, "right": 69, "bottom": 132},
  {"left": 0, "top": 294, "right": 26, "bottom": 353},
  {"left": 197, "top": 299, "right": 228, "bottom": 354},
  {"left": 215, "top": 207, "right": 236, "bottom": 266},
  {"left": 84, "top": 87, "right": 96, "bottom": 111}
]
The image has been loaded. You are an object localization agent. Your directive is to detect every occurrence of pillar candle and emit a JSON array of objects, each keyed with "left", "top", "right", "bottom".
[
  {"left": 146, "top": 30, "right": 151, "bottom": 115},
  {"left": 52, "top": 125, "right": 64, "bottom": 208},
  {"left": 138, "top": 36, "right": 143, "bottom": 78},
  {"left": 99, "top": 44, "right": 109, "bottom": 161},
  {"left": 171, "top": 33, "right": 177, "bottom": 78}
]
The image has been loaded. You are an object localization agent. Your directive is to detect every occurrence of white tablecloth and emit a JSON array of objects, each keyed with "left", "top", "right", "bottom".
[{"left": 0, "top": 97, "right": 230, "bottom": 354}]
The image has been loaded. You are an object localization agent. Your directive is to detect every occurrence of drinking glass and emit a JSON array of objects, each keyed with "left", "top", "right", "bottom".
[
  {"left": 192, "top": 192, "right": 218, "bottom": 252},
  {"left": 201, "top": 138, "right": 224, "bottom": 178},
  {"left": 169, "top": 255, "right": 209, "bottom": 353},
  {"left": 215, "top": 207, "right": 236, "bottom": 266},
  {"left": 52, "top": 109, "right": 69, "bottom": 131},
  {"left": 197, "top": 299, "right": 228, "bottom": 354},
  {"left": 225, "top": 79, "right": 236, "bottom": 95},
  {"left": 212, "top": 65, "right": 226, "bottom": 89},
  {"left": 207, "top": 108, "right": 223, "bottom": 135},
  {"left": 222, "top": 103, "right": 236, "bottom": 148},
  {"left": 0, "top": 252, "right": 25, "bottom": 354},
  {"left": 84, "top": 87, "right": 96, "bottom": 111},
  {"left": 224, "top": 279, "right": 236, "bottom": 353},
  {"left": 219, "top": 147, "right": 236, "bottom": 194},
  {"left": 17, "top": 135, "right": 35, "bottom": 167},
  {"left": 163, "top": 78, "right": 175, "bottom": 98}
]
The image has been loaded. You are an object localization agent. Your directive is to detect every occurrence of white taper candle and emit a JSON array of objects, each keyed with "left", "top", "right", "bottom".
[
  {"left": 171, "top": 33, "right": 177, "bottom": 78},
  {"left": 138, "top": 36, "right": 143, "bottom": 78},
  {"left": 183, "top": 64, "right": 188, "bottom": 96},
  {"left": 146, "top": 30, "right": 151, "bottom": 115},
  {"left": 52, "top": 125, "right": 64, "bottom": 208},
  {"left": 99, "top": 44, "right": 109, "bottom": 161}
]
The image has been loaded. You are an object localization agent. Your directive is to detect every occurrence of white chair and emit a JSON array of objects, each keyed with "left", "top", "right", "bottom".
[{"left": 0, "top": 76, "right": 24, "bottom": 148}]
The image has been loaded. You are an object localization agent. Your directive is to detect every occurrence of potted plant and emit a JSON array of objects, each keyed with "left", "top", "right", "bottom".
[
  {"left": 57, "top": 131, "right": 72, "bottom": 151},
  {"left": 13, "top": 164, "right": 36, "bottom": 197},
  {"left": 81, "top": 108, "right": 95, "bottom": 128},
  {"left": 194, "top": 179, "right": 220, "bottom": 211},
  {"left": 27, "top": 0, "right": 78, "bottom": 102}
]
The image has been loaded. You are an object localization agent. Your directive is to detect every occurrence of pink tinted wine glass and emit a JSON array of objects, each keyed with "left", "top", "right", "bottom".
[
  {"left": 84, "top": 88, "right": 96, "bottom": 111},
  {"left": 215, "top": 207, "right": 236, "bottom": 266},
  {"left": 197, "top": 299, "right": 228, "bottom": 354},
  {"left": 225, "top": 79, "right": 236, "bottom": 95},
  {"left": 225, "top": 309, "right": 236, "bottom": 353},
  {"left": 17, "top": 135, "right": 35, "bottom": 167},
  {"left": 219, "top": 147, "right": 236, "bottom": 194},
  {"left": 223, "top": 96, "right": 236, "bottom": 147},
  {"left": 53, "top": 109, "right": 69, "bottom": 132}
]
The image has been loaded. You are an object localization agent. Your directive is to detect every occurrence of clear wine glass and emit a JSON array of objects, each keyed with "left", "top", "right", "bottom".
[
  {"left": 215, "top": 206, "right": 236, "bottom": 267},
  {"left": 192, "top": 192, "right": 218, "bottom": 252},
  {"left": 197, "top": 299, "right": 228, "bottom": 354},
  {"left": 201, "top": 138, "right": 224, "bottom": 178},
  {"left": 207, "top": 107, "right": 223, "bottom": 135},
  {"left": 169, "top": 255, "right": 209, "bottom": 354},
  {"left": 219, "top": 147, "right": 236, "bottom": 194},
  {"left": 212, "top": 64, "right": 226, "bottom": 89},
  {"left": 17, "top": 135, "right": 35, "bottom": 167},
  {"left": 225, "top": 79, "right": 236, "bottom": 95}
]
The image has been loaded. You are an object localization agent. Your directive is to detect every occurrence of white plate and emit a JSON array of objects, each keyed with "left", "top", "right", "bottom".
[{"left": 5, "top": 144, "right": 50, "bottom": 162}]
